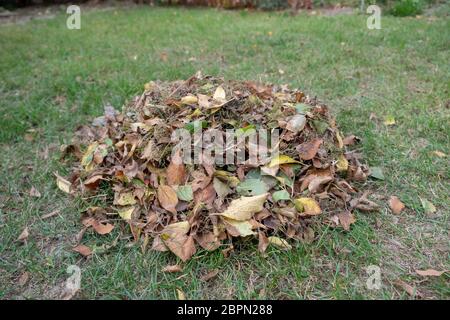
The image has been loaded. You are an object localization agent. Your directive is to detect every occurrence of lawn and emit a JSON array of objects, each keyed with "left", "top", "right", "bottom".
[{"left": 0, "top": 6, "right": 448, "bottom": 299}]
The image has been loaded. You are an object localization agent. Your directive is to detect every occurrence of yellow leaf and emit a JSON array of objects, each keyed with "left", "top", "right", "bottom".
[
  {"left": 223, "top": 218, "right": 255, "bottom": 237},
  {"left": 217, "top": 193, "right": 269, "bottom": 221},
  {"left": 55, "top": 173, "right": 71, "bottom": 194},
  {"left": 181, "top": 95, "right": 198, "bottom": 105},
  {"left": 268, "top": 154, "right": 300, "bottom": 168},
  {"left": 213, "top": 86, "right": 226, "bottom": 101},
  {"left": 81, "top": 142, "right": 99, "bottom": 168},
  {"left": 268, "top": 236, "right": 292, "bottom": 250},
  {"left": 117, "top": 206, "right": 135, "bottom": 220},
  {"left": 384, "top": 115, "right": 396, "bottom": 126},
  {"left": 113, "top": 191, "right": 137, "bottom": 206},
  {"left": 336, "top": 154, "right": 349, "bottom": 172},
  {"left": 335, "top": 130, "right": 344, "bottom": 149},
  {"left": 177, "top": 289, "right": 186, "bottom": 300},
  {"left": 294, "top": 197, "right": 322, "bottom": 216},
  {"left": 214, "top": 170, "right": 240, "bottom": 187}
]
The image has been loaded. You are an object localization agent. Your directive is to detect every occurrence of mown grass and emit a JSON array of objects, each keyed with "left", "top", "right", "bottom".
[{"left": 0, "top": 6, "right": 448, "bottom": 299}]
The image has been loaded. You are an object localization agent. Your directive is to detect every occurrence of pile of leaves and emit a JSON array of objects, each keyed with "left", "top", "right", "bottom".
[{"left": 58, "top": 72, "right": 379, "bottom": 261}]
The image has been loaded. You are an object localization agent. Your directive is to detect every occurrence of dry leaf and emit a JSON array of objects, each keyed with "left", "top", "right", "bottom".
[
  {"left": 158, "top": 185, "right": 179, "bottom": 214},
  {"left": 258, "top": 232, "right": 269, "bottom": 253},
  {"left": 166, "top": 150, "right": 186, "bottom": 186},
  {"left": 297, "top": 138, "right": 323, "bottom": 160},
  {"left": 294, "top": 197, "right": 322, "bottom": 216},
  {"left": 217, "top": 193, "right": 268, "bottom": 221},
  {"left": 41, "top": 210, "right": 60, "bottom": 220},
  {"left": 29, "top": 186, "right": 41, "bottom": 198},
  {"left": 389, "top": 196, "right": 405, "bottom": 214},
  {"left": 394, "top": 280, "right": 423, "bottom": 298},
  {"left": 18, "top": 271, "right": 30, "bottom": 287},
  {"left": 73, "top": 244, "right": 92, "bottom": 257},
  {"left": 415, "top": 269, "right": 448, "bottom": 277},
  {"left": 177, "top": 288, "right": 186, "bottom": 300},
  {"left": 336, "top": 211, "right": 356, "bottom": 231},
  {"left": 55, "top": 173, "right": 72, "bottom": 194},
  {"left": 162, "top": 265, "right": 183, "bottom": 273},
  {"left": 17, "top": 227, "right": 29, "bottom": 242},
  {"left": 201, "top": 269, "right": 219, "bottom": 281},
  {"left": 268, "top": 236, "right": 292, "bottom": 250}
]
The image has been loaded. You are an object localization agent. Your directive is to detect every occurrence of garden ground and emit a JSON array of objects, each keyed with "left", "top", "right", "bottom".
[{"left": 0, "top": 6, "right": 448, "bottom": 299}]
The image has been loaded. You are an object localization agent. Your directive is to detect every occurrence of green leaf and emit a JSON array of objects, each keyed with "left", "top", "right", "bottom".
[
  {"left": 184, "top": 120, "right": 208, "bottom": 133},
  {"left": 236, "top": 178, "right": 269, "bottom": 196},
  {"left": 295, "top": 103, "right": 311, "bottom": 114},
  {"left": 420, "top": 198, "right": 436, "bottom": 215},
  {"left": 369, "top": 167, "right": 385, "bottom": 180},
  {"left": 272, "top": 190, "right": 290, "bottom": 202},
  {"left": 176, "top": 185, "right": 193, "bottom": 202}
]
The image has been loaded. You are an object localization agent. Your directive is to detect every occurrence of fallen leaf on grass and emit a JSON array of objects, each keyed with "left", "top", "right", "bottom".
[
  {"left": 177, "top": 288, "right": 186, "bottom": 300},
  {"left": 161, "top": 222, "right": 196, "bottom": 262},
  {"left": 383, "top": 115, "right": 396, "bottom": 126},
  {"left": 73, "top": 244, "right": 92, "bottom": 257},
  {"left": 415, "top": 269, "right": 448, "bottom": 277},
  {"left": 389, "top": 196, "right": 405, "bottom": 214},
  {"left": 431, "top": 150, "right": 446, "bottom": 158},
  {"left": 55, "top": 173, "right": 72, "bottom": 194},
  {"left": 18, "top": 271, "right": 30, "bottom": 287},
  {"left": 268, "top": 236, "right": 292, "bottom": 250},
  {"left": 162, "top": 265, "right": 183, "bottom": 273},
  {"left": 200, "top": 269, "right": 219, "bottom": 281},
  {"left": 394, "top": 280, "right": 423, "bottom": 298},
  {"left": 420, "top": 198, "right": 436, "bottom": 215},
  {"left": 336, "top": 211, "right": 356, "bottom": 231},
  {"left": 83, "top": 217, "right": 114, "bottom": 235},
  {"left": 17, "top": 227, "right": 29, "bottom": 242},
  {"left": 369, "top": 167, "right": 385, "bottom": 180},
  {"left": 258, "top": 232, "right": 269, "bottom": 253},
  {"left": 41, "top": 210, "right": 60, "bottom": 220},
  {"left": 29, "top": 186, "right": 41, "bottom": 198}
]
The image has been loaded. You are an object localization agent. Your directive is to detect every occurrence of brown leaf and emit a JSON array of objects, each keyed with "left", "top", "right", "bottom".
[
  {"left": 394, "top": 280, "right": 423, "bottom": 298},
  {"left": 73, "top": 244, "right": 92, "bottom": 257},
  {"left": 158, "top": 185, "right": 179, "bottom": 214},
  {"left": 18, "top": 271, "right": 30, "bottom": 287},
  {"left": 258, "top": 232, "right": 269, "bottom": 253},
  {"left": 166, "top": 150, "right": 186, "bottom": 186},
  {"left": 41, "top": 210, "right": 60, "bottom": 220},
  {"left": 194, "top": 182, "right": 216, "bottom": 207},
  {"left": 161, "top": 222, "right": 196, "bottom": 261},
  {"left": 83, "top": 217, "right": 114, "bottom": 235},
  {"left": 336, "top": 211, "right": 356, "bottom": 231},
  {"left": 297, "top": 138, "right": 323, "bottom": 160},
  {"left": 415, "top": 269, "right": 448, "bottom": 277},
  {"left": 29, "top": 186, "right": 41, "bottom": 198},
  {"left": 308, "top": 175, "right": 333, "bottom": 193},
  {"left": 162, "top": 265, "right": 183, "bottom": 273},
  {"left": 389, "top": 196, "right": 405, "bottom": 214},
  {"left": 195, "top": 232, "right": 221, "bottom": 251},
  {"left": 343, "top": 135, "right": 360, "bottom": 146},
  {"left": 200, "top": 269, "right": 219, "bottom": 281},
  {"left": 17, "top": 227, "right": 29, "bottom": 242},
  {"left": 177, "top": 288, "right": 186, "bottom": 300}
]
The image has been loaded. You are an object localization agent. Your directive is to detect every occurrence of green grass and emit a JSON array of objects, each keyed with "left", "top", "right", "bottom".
[{"left": 0, "top": 7, "right": 449, "bottom": 299}]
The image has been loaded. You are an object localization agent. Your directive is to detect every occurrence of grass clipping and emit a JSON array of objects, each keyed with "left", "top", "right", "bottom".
[{"left": 59, "top": 73, "right": 378, "bottom": 261}]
